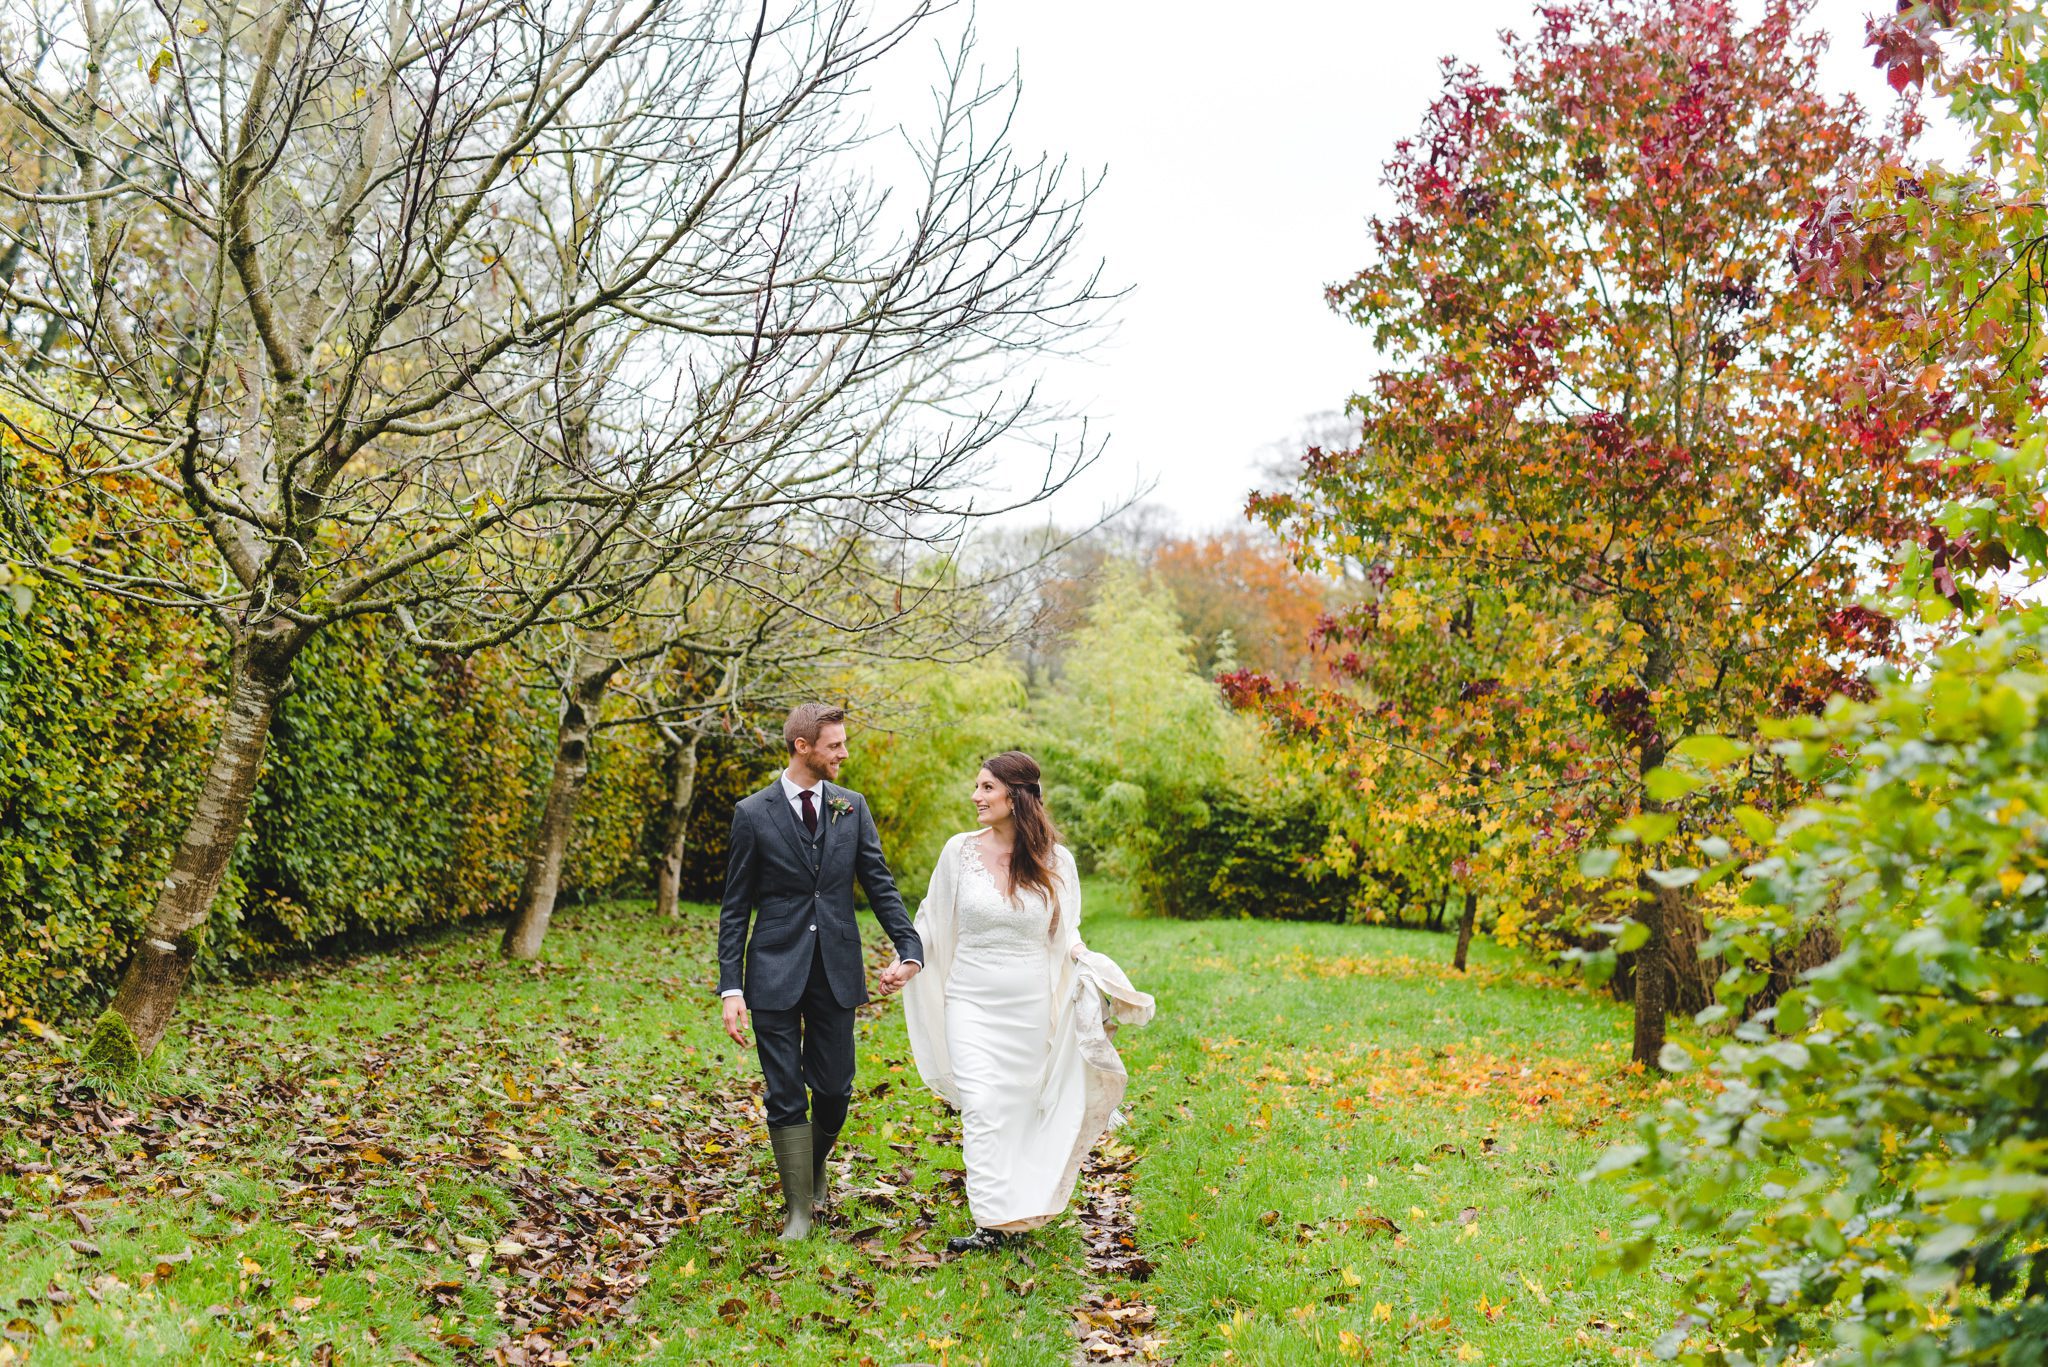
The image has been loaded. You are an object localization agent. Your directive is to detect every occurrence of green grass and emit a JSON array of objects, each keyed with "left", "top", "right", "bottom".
[
  {"left": 0, "top": 884, "right": 1695, "bottom": 1365},
  {"left": 1097, "top": 881, "right": 1695, "bottom": 1364}
]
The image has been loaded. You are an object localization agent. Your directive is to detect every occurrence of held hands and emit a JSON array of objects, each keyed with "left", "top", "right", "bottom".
[
  {"left": 877, "top": 959, "right": 921, "bottom": 995},
  {"left": 721, "top": 995, "right": 749, "bottom": 1047}
]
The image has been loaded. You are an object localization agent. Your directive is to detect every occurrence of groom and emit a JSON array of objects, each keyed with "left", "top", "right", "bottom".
[{"left": 717, "top": 702, "right": 923, "bottom": 1240}]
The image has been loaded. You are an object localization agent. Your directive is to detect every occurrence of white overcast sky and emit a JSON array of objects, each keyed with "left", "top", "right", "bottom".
[{"left": 870, "top": 0, "right": 1948, "bottom": 537}]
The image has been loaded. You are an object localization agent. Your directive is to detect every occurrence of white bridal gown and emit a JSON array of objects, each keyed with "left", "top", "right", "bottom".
[{"left": 902, "top": 834, "right": 1154, "bottom": 1231}]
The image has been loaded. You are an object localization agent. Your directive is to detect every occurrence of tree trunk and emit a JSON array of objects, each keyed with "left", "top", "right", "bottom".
[
  {"left": 108, "top": 630, "right": 298, "bottom": 1058},
  {"left": 1452, "top": 888, "right": 1479, "bottom": 971},
  {"left": 1664, "top": 891, "right": 1715, "bottom": 1018},
  {"left": 1742, "top": 917, "right": 1841, "bottom": 1025},
  {"left": 502, "top": 664, "right": 613, "bottom": 960},
  {"left": 1630, "top": 875, "right": 1679, "bottom": 1067},
  {"left": 1627, "top": 643, "right": 1679, "bottom": 1070},
  {"left": 652, "top": 732, "right": 701, "bottom": 919}
]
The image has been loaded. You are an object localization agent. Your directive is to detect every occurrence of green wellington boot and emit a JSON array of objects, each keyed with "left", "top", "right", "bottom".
[
  {"left": 767, "top": 1124, "right": 814, "bottom": 1241},
  {"left": 810, "top": 1124, "right": 840, "bottom": 1216}
]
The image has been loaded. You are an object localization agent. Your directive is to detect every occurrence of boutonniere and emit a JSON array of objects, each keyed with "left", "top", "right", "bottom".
[{"left": 828, "top": 795, "right": 853, "bottom": 825}]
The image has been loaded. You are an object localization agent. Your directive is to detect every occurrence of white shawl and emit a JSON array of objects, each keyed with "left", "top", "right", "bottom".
[{"left": 901, "top": 835, "right": 1155, "bottom": 1187}]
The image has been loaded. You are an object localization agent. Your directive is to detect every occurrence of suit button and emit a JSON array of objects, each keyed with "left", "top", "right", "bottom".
[{"left": 808, "top": 924, "right": 817, "bottom": 932}]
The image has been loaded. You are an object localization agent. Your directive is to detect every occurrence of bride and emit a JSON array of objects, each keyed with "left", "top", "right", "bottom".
[{"left": 898, "top": 751, "right": 1153, "bottom": 1253}]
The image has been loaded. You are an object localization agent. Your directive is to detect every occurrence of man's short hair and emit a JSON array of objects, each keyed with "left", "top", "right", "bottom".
[{"left": 784, "top": 702, "right": 847, "bottom": 753}]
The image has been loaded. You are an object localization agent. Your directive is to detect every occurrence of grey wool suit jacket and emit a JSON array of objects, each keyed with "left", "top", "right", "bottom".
[{"left": 717, "top": 780, "right": 923, "bottom": 1011}]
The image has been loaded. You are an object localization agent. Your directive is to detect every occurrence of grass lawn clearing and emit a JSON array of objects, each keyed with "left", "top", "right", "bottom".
[{"left": 1, "top": 882, "right": 1695, "bottom": 1364}]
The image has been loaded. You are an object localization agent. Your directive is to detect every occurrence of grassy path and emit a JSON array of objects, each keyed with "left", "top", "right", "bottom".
[
  {"left": 1095, "top": 883, "right": 1693, "bottom": 1364},
  {"left": 0, "top": 885, "right": 1691, "bottom": 1365}
]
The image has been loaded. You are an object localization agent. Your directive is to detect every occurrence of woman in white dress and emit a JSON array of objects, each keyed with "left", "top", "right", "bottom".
[{"left": 898, "top": 751, "right": 1153, "bottom": 1253}]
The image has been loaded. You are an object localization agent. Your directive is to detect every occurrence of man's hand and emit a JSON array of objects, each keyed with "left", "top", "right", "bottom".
[
  {"left": 721, "top": 995, "right": 750, "bottom": 1046},
  {"left": 877, "top": 960, "right": 921, "bottom": 995}
]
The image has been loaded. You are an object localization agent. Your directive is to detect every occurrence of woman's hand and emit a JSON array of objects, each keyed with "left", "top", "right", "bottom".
[{"left": 1069, "top": 942, "right": 1086, "bottom": 962}]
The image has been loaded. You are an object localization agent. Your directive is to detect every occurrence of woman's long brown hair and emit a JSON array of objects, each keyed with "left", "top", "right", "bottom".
[{"left": 983, "top": 750, "right": 1062, "bottom": 906}]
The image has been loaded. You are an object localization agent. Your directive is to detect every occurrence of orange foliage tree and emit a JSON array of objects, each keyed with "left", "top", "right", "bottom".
[
  {"left": 1150, "top": 531, "right": 1329, "bottom": 678},
  {"left": 1236, "top": 0, "right": 1951, "bottom": 1064}
]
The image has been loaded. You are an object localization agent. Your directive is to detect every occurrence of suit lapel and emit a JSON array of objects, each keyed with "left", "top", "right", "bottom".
[{"left": 762, "top": 783, "right": 813, "bottom": 872}]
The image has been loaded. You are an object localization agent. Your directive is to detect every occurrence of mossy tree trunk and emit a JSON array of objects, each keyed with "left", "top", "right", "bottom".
[
  {"left": 502, "top": 659, "right": 618, "bottom": 960},
  {"left": 1630, "top": 874, "right": 1694, "bottom": 1068},
  {"left": 107, "top": 626, "right": 301, "bottom": 1059},
  {"left": 1664, "top": 891, "right": 1715, "bottom": 1018},
  {"left": 652, "top": 729, "right": 701, "bottom": 919}
]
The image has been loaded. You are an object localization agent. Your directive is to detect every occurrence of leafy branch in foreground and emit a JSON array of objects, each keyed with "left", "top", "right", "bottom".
[
  {"left": 1597, "top": 611, "right": 2048, "bottom": 1365},
  {"left": 1593, "top": 11, "right": 2048, "bottom": 1361}
]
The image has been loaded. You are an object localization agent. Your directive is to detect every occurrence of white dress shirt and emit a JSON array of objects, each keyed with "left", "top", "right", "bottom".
[
  {"left": 781, "top": 770, "right": 824, "bottom": 827},
  {"left": 719, "top": 769, "right": 918, "bottom": 1000}
]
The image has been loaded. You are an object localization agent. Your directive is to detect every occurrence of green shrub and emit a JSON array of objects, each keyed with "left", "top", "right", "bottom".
[
  {"left": 1147, "top": 785, "right": 1363, "bottom": 922},
  {"left": 842, "top": 657, "right": 1031, "bottom": 892},
  {"left": 1602, "top": 608, "right": 2048, "bottom": 1364}
]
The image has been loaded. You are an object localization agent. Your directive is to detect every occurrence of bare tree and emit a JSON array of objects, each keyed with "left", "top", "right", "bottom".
[
  {"left": 599, "top": 593, "right": 829, "bottom": 922},
  {"left": 498, "top": 517, "right": 1067, "bottom": 956},
  {"left": 496, "top": 567, "right": 793, "bottom": 960},
  {"left": 643, "top": 660, "right": 748, "bottom": 922},
  {"left": 0, "top": 0, "right": 1104, "bottom": 1059}
]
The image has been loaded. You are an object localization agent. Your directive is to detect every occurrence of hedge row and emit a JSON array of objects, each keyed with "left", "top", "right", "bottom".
[
  {"left": 0, "top": 567, "right": 216, "bottom": 1022},
  {"left": 0, "top": 590, "right": 767, "bottom": 1025}
]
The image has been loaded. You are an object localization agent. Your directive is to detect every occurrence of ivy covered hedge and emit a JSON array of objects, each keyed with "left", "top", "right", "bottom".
[
  {"left": 0, "top": 589, "right": 743, "bottom": 1025},
  {"left": 0, "top": 566, "right": 217, "bottom": 1023},
  {"left": 231, "top": 623, "right": 560, "bottom": 963}
]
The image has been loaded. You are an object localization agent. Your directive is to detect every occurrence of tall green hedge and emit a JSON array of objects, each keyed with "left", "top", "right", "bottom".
[
  {"left": 0, "top": 575, "right": 219, "bottom": 1021},
  {"left": 1145, "top": 786, "right": 1368, "bottom": 923},
  {"left": 0, "top": 590, "right": 675, "bottom": 1024},
  {"left": 231, "top": 623, "right": 563, "bottom": 962}
]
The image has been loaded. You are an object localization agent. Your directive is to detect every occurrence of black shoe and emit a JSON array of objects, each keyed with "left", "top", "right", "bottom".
[{"left": 946, "top": 1228, "right": 1015, "bottom": 1254}]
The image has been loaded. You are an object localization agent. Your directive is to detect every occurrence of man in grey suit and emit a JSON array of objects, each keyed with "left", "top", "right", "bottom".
[{"left": 718, "top": 702, "right": 923, "bottom": 1240}]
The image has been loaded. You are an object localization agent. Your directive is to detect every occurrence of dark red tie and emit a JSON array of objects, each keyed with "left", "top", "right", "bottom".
[{"left": 800, "top": 789, "right": 818, "bottom": 837}]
